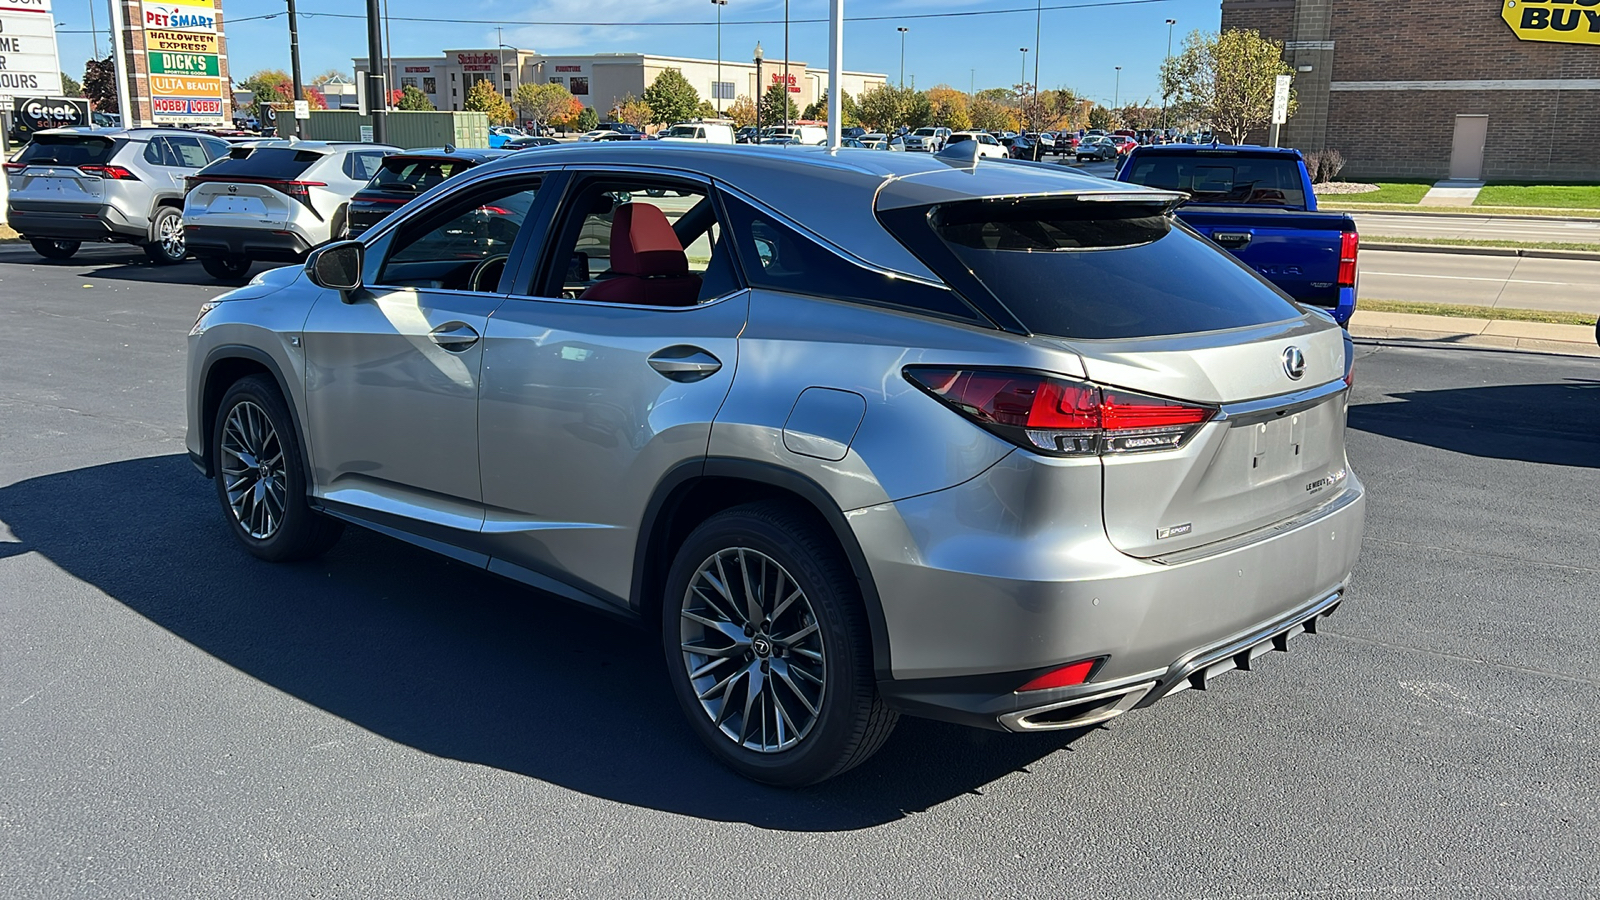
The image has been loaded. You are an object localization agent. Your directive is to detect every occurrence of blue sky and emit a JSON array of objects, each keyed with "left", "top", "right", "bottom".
[{"left": 53, "top": 0, "right": 1221, "bottom": 106}]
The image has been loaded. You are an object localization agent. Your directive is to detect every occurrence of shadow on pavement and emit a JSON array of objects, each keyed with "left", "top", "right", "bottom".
[
  {"left": 0, "top": 455, "right": 1086, "bottom": 831},
  {"left": 1348, "top": 378, "right": 1600, "bottom": 467},
  {"left": 76, "top": 259, "right": 279, "bottom": 287}
]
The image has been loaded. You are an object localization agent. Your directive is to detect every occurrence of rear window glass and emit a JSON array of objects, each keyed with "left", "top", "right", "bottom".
[
  {"left": 369, "top": 156, "right": 473, "bottom": 193},
  {"left": 1123, "top": 154, "right": 1307, "bottom": 207},
  {"left": 15, "top": 135, "right": 118, "bottom": 167},
  {"left": 198, "top": 147, "right": 322, "bottom": 180},
  {"left": 883, "top": 199, "right": 1301, "bottom": 340}
]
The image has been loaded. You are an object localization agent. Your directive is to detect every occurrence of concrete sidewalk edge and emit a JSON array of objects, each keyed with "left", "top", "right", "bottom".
[
  {"left": 1327, "top": 206, "right": 1600, "bottom": 224},
  {"left": 1349, "top": 310, "right": 1600, "bottom": 357},
  {"left": 1363, "top": 241, "right": 1600, "bottom": 261}
]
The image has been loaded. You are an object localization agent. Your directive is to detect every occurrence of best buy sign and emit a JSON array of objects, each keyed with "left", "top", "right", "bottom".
[{"left": 1502, "top": 0, "right": 1600, "bottom": 45}]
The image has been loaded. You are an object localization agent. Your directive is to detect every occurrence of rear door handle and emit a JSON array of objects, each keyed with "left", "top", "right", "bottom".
[
  {"left": 428, "top": 321, "right": 480, "bottom": 350},
  {"left": 648, "top": 346, "right": 722, "bottom": 382}
]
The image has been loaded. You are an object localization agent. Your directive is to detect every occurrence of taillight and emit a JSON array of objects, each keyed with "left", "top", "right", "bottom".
[
  {"left": 1338, "top": 231, "right": 1358, "bottom": 288},
  {"left": 1018, "top": 658, "right": 1103, "bottom": 692},
  {"left": 2, "top": 161, "right": 25, "bottom": 174},
  {"left": 905, "top": 367, "right": 1217, "bottom": 457},
  {"left": 268, "top": 180, "right": 326, "bottom": 198},
  {"left": 79, "top": 165, "right": 138, "bottom": 180}
]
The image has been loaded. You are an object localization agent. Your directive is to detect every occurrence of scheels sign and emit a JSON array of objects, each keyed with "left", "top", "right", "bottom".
[{"left": 1503, "top": 0, "right": 1600, "bottom": 44}]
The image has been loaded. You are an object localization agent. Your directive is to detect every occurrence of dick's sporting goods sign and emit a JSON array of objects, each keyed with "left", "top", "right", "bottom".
[{"left": 1502, "top": 0, "right": 1600, "bottom": 45}]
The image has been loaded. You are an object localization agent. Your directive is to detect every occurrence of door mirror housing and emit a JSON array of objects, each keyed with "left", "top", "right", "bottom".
[{"left": 309, "top": 241, "right": 364, "bottom": 294}]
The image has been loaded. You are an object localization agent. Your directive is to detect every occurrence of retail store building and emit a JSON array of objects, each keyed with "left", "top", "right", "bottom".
[
  {"left": 1221, "top": 0, "right": 1600, "bottom": 181},
  {"left": 354, "top": 48, "right": 887, "bottom": 123}
]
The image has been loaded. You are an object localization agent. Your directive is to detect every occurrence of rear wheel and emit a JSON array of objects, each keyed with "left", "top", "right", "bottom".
[
  {"left": 143, "top": 207, "right": 186, "bottom": 265},
  {"left": 211, "top": 374, "right": 343, "bottom": 561},
  {"left": 30, "top": 239, "right": 79, "bottom": 260},
  {"left": 201, "top": 255, "right": 252, "bottom": 282},
  {"left": 661, "top": 503, "right": 897, "bottom": 786}
]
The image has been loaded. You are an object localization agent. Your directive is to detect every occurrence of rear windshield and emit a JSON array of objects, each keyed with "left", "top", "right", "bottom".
[
  {"left": 882, "top": 199, "right": 1302, "bottom": 340},
  {"left": 198, "top": 147, "right": 322, "bottom": 180},
  {"left": 14, "top": 135, "right": 119, "bottom": 167},
  {"left": 369, "top": 156, "right": 475, "bottom": 193},
  {"left": 1122, "top": 154, "right": 1307, "bottom": 207}
]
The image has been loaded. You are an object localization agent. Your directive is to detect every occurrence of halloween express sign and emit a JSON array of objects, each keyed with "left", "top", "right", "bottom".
[{"left": 1502, "top": 0, "right": 1600, "bottom": 45}]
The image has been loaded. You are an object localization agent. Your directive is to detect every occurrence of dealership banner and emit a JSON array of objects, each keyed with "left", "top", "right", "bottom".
[
  {"left": 1502, "top": 0, "right": 1600, "bottom": 45},
  {"left": 0, "top": 0, "right": 65, "bottom": 98},
  {"left": 139, "top": 0, "right": 227, "bottom": 123}
]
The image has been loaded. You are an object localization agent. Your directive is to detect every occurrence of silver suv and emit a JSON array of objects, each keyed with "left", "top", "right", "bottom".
[
  {"left": 183, "top": 140, "right": 394, "bottom": 282},
  {"left": 4, "top": 127, "right": 230, "bottom": 263},
  {"left": 185, "top": 145, "right": 1365, "bottom": 786}
]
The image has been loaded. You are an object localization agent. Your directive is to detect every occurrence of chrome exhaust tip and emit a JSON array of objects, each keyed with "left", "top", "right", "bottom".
[{"left": 998, "top": 682, "right": 1156, "bottom": 732}]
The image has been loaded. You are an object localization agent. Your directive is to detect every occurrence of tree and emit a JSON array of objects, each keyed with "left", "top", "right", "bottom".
[
  {"left": 574, "top": 106, "right": 599, "bottom": 132},
  {"left": 512, "top": 82, "right": 574, "bottom": 132},
  {"left": 760, "top": 82, "right": 799, "bottom": 127},
  {"left": 303, "top": 87, "right": 328, "bottom": 111},
  {"left": 696, "top": 99, "right": 717, "bottom": 119},
  {"left": 464, "top": 77, "right": 514, "bottom": 125},
  {"left": 1161, "top": 28, "right": 1294, "bottom": 143},
  {"left": 83, "top": 56, "right": 117, "bottom": 112},
  {"left": 726, "top": 94, "right": 756, "bottom": 128},
  {"left": 968, "top": 95, "right": 1015, "bottom": 133},
  {"left": 60, "top": 72, "right": 83, "bottom": 98},
  {"left": 1116, "top": 100, "right": 1164, "bottom": 131},
  {"left": 397, "top": 84, "right": 434, "bottom": 111},
  {"left": 856, "top": 84, "right": 925, "bottom": 131},
  {"left": 925, "top": 86, "right": 971, "bottom": 131},
  {"left": 615, "top": 94, "right": 652, "bottom": 129},
  {"left": 238, "top": 69, "right": 294, "bottom": 121},
  {"left": 641, "top": 68, "right": 700, "bottom": 125},
  {"left": 1088, "top": 105, "right": 1113, "bottom": 130}
]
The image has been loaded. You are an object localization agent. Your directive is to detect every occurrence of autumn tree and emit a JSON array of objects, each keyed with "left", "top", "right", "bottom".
[
  {"left": 641, "top": 68, "right": 700, "bottom": 125},
  {"left": 614, "top": 94, "right": 652, "bottom": 129},
  {"left": 1117, "top": 101, "right": 1164, "bottom": 131},
  {"left": 1161, "top": 28, "right": 1294, "bottom": 143},
  {"left": 856, "top": 84, "right": 925, "bottom": 131},
  {"left": 311, "top": 70, "right": 349, "bottom": 86},
  {"left": 1087, "top": 105, "right": 1113, "bottom": 130},
  {"left": 237, "top": 69, "right": 295, "bottom": 120},
  {"left": 82, "top": 56, "right": 117, "bottom": 112},
  {"left": 397, "top": 85, "right": 434, "bottom": 111},
  {"left": 464, "top": 77, "right": 514, "bottom": 125},
  {"left": 968, "top": 94, "right": 1016, "bottom": 133},
  {"left": 925, "top": 85, "right": 971, "bottom": 131},
  {"left": 512, "top": 82, "right": 574, "bottom": 132},
  {"left": 726, "top": 94, "right": 757, "bottom": 128}
]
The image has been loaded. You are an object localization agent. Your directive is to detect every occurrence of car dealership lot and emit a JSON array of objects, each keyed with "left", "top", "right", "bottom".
[{"left": 2, "top": 248, "right": 1597, "bottom": 897}]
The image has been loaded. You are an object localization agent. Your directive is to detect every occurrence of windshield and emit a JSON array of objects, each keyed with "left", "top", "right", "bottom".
[
  {"left": 1123, "top": 154, "right": 1307, "bottom": 207},
  {"left": 14, "top": 134, "right": 119, "bottom": 167},
  {"left": 914, "top": 128, "right": 937, "bottom": 136}
]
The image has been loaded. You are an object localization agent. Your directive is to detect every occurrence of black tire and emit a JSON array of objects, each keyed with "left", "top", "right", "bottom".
[
  {"left": 30, "top": 238, "right": 79, "bottom": 260},
  {"left": 329, "top": 205, "right": 349, "bottom": 242},
  {"left": 211, "top": 374, "right": 343, "bottom": 562},
  {"left": 201, "top": 254, "right": 252, "bottom": 282},
  {"left": 661, "top": 502, "right": 897, "bottom": 787},
  {"left": 143, "top": 206, "right": 187, "bottom": 265}
]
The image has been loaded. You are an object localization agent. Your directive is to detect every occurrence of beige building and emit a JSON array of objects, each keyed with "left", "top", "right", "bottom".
[{"left": 354, "top": 48, "right": 887, "bottom": 121}]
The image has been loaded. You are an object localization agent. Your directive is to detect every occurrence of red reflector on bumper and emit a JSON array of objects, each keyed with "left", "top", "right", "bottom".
[{"left": 1018, "top": 659, "right": 1100, "bottom": 692}]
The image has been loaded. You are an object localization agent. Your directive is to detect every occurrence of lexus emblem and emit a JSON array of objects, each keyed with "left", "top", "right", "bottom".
[{"left": 1282, "top": 346, "right": 1307, "bottom": 380}]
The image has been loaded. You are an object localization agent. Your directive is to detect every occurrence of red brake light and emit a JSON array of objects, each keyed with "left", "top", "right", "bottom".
[
  {"left": 2, "top": 161, "right": 25, "bottom": 173},
  {"left": 269, "top": 180, "right": 326, "bottom": 197},
  {"left": 1018, "top": 658, "right": 1101, "bottom": 692},
  {"left": 905, "top": 368, "right": 1217, "bottom": 456},
  {"left": 1338, "top": 231, "right": 1358, "bottom": 288},
  {"left": 80, "top": 165, "right": 139, "bottom": 180}
]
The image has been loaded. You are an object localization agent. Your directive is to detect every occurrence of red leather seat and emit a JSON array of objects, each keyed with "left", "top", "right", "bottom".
[{"left": 579, "top": 203, "right": 703, "bottom": 307}]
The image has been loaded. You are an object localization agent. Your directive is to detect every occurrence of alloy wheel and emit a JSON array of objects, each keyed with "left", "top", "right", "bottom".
[
  {"left": 219, "top": 400, "right": 288, "bottom": 539},
  {"left": 679, "top": 547, "right": 827, "bottom": 753},
  {"left": 159, "top": 212, "right": 185, "bottom": 259}
]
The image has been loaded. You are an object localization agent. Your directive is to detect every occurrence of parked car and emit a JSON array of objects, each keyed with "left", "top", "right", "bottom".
[
  {"left": 345, "top": 147, "right": 511, "bottom": 237},
  {"left": 1076, "top": 136, "right": 1117, "bottom": 161},
  {"left": 1003, "top": 133, "right": 1043, "bottom": 161},
  {"left": 943, "top": 131, "right": 1007, "bottom": 159},
  {"left": 182, "top": 140, "right": 396, "bottom": 281},
  {"left": 858, "top": 133, "right": 906, "bottom": 151},
  {"left": 1110, "top": 134, "right": 1140, "bottom": 156},
  {"left": 579, "top": 130, "right": 620, "bottom": 142},
  {"left": 658, "top": 122, "right": 736, "bottom": 144},
  {"left": 1118, "top": 144, "right": 1360, "bottom": 324},
  {"left": 735, "top": 126, "right": 759, "bottom": 144},
  {"left": 505, "top": 136, "right": 559, "bottom": 150},
  {"left": 4, "top": 127, "right": 230, "bottom": 264},
  {"left": 904, "top": 126, "right": 952, "bottom": 152},
  {"left": 759, "top": 124, "right": 827, "bottom": 146},
  {"left": 186, "top": 143, "right": 1364, "bottom": 786}
]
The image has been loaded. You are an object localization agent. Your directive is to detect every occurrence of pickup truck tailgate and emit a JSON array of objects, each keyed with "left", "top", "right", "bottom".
[{"left": 1175, "top": 207, "right": 1350, "bottom": 310}]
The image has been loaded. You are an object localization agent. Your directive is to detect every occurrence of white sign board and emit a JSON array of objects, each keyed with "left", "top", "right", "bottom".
[
  {"left": 359, "top": 124, "right": 373, "bottom": 142},
  {"left": 1271, "top": 74, "right": 1292, "bottom": 125},
  {"left": 293, "top": 99, "right": 309, "bottom": 120},
  {"left": 0, "top": 0, "right": 65, "bottom": 99}
]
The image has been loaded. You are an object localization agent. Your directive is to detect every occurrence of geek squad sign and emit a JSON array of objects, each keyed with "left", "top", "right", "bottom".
[{"left": 1503, "top": 0, "right": 1600, "bottom": 45}]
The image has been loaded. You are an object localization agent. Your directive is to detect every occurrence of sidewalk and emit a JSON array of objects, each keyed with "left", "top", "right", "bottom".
[{"left": 1349, "top": 310, "right": 1600, "bottom": 357}]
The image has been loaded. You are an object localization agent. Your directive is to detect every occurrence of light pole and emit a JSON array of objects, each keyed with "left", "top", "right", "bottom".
[
  {"left": 753, "top": 41, "right": 764, "bottom": 132},
  {"left": 1113, "top": 65, "right": 1121, "bottom": 111},
  {"left": 712, "top": 0, "right": 727, "bottom": 116},
  {"left": 496, "top": 27, "right": 506, "bottom": 104},
  {"left": 897, "top": 27, "right": 908, "bottom": 88},
  {"left": 1019, "top": 47, "right": 1028, "bottom": 95},
  {"left": 1032, "top": 0, "right": 1041, "bottom": 131},
  {"left": 783, "top": 0, "right": 790, "bottom": 132},
  {"left": 499, "top": 42, "right": 520, "bottom": 124},
  {"left": 1162, "top": 18, "right": 1176, "bottom": 132}
]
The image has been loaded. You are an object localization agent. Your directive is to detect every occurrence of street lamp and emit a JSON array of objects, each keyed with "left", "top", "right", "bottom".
[
  {"left": 1113, "top": 65, "right": 1121, "bottom": 111},
  {"left": 1162, "top": 18, "right": 1176, "bottom": 132},
  {"left": 1032, "top": 0, "right": 1042, "bottom": 126},
  {"left": 712, "top": 0, "right": 728, "bottom": 116},
  {"left": 897, "top": 27, "right": 909, "bottom": 89},
  {"left": 754, "top": 41, "right": 764, "bottom": 131},
  {"left": 499, "top": 42, "right": 520, "bottom": 122},
  {"left": 1019, "top": 48, "right": 1028, "bottom": 95}
]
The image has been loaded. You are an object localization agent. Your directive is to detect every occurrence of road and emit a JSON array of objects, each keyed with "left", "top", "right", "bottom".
[
  {"left": 2, "top": 247, "right": 1597, "bottom": 898},
  {"left": 1353, "top": 211, "right": 1600, "bottom": 243}
]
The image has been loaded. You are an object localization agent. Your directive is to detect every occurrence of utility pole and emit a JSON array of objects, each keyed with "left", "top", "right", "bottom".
[
  {"left": 826, "top": 0, "right": 841, "bottom": 148},
  {"left": 496, "top": 26, "right": 505, "bottom": 106},
  {"left": 382, "top": 0, "right": 395, "bottom": 112},
  {"left": 365, "top": 0, "right": 386, "bottom": 142},
  {"left": 712, "top": 0, "right": 727, "bottom": 116},
  {"left": 1162, "top": 18, "right": 1175, "bottom": 132},
  {"left": 783, "top": 0, "right": 790, "bottom": 132},
  {"left": 286, "top": 0, "right": 304, "bottom": 102},
  {"left": 89, "top": 0, "right": 100, "bottom": 57},
  {"left": 1032, "top": 0, "right": 1041, "bottom": 133},
  {"left": 897, "top": 27, "right": 908, "bottom": 89}
]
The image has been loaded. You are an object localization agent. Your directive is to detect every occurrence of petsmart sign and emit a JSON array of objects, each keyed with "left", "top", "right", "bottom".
[
  {"left": 140, "top": 0, "right": 227, "bottom": 124},
  {"left": 1502, "top": 0, "right": 1600, "bottom": 45},
  {"left": 0, "top": 0, "right": 66, "bottom": 98}
]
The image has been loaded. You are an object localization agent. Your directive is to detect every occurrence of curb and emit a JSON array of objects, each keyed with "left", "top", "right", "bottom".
[
  {"left": 1328, "top": 207, "right": 1600, "bottom": 224},
  {"left": 1363, "top": 241, "right": 1600, "bottom": 261}
]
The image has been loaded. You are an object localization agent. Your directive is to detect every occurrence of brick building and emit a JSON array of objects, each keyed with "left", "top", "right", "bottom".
[{"left": 1221, "top": 0, "right": 1600, "bottom": 181}]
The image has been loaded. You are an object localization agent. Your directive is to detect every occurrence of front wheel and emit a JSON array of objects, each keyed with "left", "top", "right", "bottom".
[
  {"left": 201, "top": 254, "right": 252, "bottom": 282},
  {"left": 31, "top": 238, "right": 79, "bottom": 260},
  {"left": 661, "top": 503, "right": 897, "bottom": 786}
]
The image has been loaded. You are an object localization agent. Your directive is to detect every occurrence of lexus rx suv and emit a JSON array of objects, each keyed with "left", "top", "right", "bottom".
[
  {"left": 4, "top": 127, "right": 230, "bottom": 264},
  {"left": 186, "top": 144, "right": 1365, "bottom": 786}
]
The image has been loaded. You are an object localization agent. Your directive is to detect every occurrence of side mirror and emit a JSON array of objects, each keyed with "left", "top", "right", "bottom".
[{"left": 309, "top": 240, "right": 363, "bottom": 294}]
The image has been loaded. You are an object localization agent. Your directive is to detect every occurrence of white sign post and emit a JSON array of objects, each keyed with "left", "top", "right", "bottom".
[
  {"left": 293, "top": 98, "right": 309, "bottom": 120},
  {"left": 0, "top": 0, "right": 66, "bottom": 99},
  {"left": 1269, "top": 73, "right": 1291, "bottom": 147}
]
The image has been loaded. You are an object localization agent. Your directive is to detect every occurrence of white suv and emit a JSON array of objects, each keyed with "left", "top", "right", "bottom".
[
  {"left": 182, "top": 140, "right": 395, "bottom": 281},
  {"left": 904, "top": 126, "right": 952, "bottom": 152},
  {"left": 943, "top": 131, "right": 1007, "bottom": 159}
]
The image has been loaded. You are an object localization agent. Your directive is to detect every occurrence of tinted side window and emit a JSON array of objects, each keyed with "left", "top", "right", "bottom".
[
  {"left": 343, "top": 151, "right": 386, "bottom": 181},
  {"left": 376, "top": 177, "right": 542, "bottom": 292},
  {"left": 167, "top": 136, "right": 211, "bottom": 168},
  {"left": 720, "top": 193, "right": 984, "bottom": 324},
  {"left": 200, "top": 138, "right": 230, "bottom": 161},
  {"left": 142, "top": 138, "right": 181, "bottom": 167}
]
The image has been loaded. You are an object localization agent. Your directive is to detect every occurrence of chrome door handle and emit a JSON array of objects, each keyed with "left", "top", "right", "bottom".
[
  {"left": 648, "top": 346, "right": 722, "bottom": 382},
  {"left": 428, "top": 321, "right": 480, "bottom": 350}
]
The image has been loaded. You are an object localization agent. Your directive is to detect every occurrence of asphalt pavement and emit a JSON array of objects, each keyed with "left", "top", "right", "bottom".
[
  {"left": 1352, "top": 211, "right": 1600, "bottom": 243},
  {"left": 2, "top": 247, "right": 1597, "bottom": 898},
  {"left": 1358, "top": 249, "right": 1600, "bottom": 313}
]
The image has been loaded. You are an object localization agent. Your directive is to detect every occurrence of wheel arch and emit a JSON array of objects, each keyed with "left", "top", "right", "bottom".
[
  {"left": 197, "top": 345, "right": 313, "bottom": 486},
  {"left": 634, "top": 458, "right": 893, "bottom": 679}
]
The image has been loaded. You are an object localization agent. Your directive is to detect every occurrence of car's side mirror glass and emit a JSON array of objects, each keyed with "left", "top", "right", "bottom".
[{"left": 310, "top": 240, "right": 363, "bottom": 293}]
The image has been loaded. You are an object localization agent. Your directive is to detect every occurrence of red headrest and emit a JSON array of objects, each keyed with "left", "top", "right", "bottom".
[{"left": 609, "top": 203, "right": 688, "bottom": 277}]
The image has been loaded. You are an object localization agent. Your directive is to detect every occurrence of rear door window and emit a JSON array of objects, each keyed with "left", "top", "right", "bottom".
[
  {"left": 343, "top": 151, "right": 387, "bottom": 182},
  {"left": 17, "top": 135, "right": 118, "bottom": 167},
  {"left": 167, "top": 136, "right": 212, "bottom": 168}
]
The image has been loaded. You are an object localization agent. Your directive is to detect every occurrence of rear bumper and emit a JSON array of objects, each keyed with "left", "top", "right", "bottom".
[
  {"left": 186, "top": 224, "right": 311, "bottom": 262},
  {"left": 5, "top": 203, "right": 147, "bottom": 242},
  {"left": 858, "top": 456, "right": 1366, "bottom": 731}
]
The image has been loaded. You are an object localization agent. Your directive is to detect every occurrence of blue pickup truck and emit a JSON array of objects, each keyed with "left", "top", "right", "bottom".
[{"left": 1116, "top": 145, "right": 1358, "bottom": 325}]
